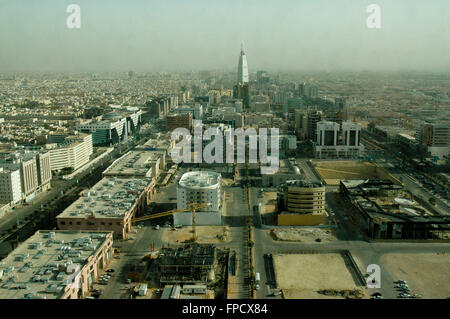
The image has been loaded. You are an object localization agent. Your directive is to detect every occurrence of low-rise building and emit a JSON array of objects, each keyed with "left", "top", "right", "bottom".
[
  {"left": 176, "top": 171, "right": 222, "bottom": 225},
  {"left": 103, "top": 150, "right": 162, "bottom": 181},
  {"left": 57, "top": 177, "right": 153, "bottom": 239},
  {"left": 340, "top": 179, "right": 450, "bottom": 239},
  {"left": 0, "top": 230, "right": 113, "bottom": 299},
  {"left": 0, "top": 167, "right": 22, "bottom": 204},
  {"left": 46, "top": 133, "right": 93, "bottom": 171},
  {"left": 277, "top": 180, "right": 327, "bottom": 226}
]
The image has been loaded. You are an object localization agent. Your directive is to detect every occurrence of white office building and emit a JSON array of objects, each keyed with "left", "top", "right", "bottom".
[
  {"left": 175, "top": 171, "right": 222, "bottom": 226},
  {"left": 47, "top": 133, "right": 93, "bottom": 171},
  {"left": 0, "top": 167, "right": 22, "bottom": 205},
  {"left": 315, "top": 121, "right": 364, "bottom": 159}
]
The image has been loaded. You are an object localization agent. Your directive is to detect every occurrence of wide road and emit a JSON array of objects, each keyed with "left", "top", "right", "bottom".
[
  {"left": 98, "top": 224, "right": 164, "bottom": 299},
  {"left": 250, "top": 184, "right": 450, "bottom": 299}
]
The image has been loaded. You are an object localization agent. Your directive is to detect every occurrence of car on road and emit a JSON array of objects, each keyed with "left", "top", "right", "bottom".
[
  {"left": 371, "top": 292, "right": 383, "bottom": 299},
  {"left": 271, "top": 291, "right": 282, "bottom": 296},
  {"left": 154, "top": 225, "right": 160, "bottom": 230}
]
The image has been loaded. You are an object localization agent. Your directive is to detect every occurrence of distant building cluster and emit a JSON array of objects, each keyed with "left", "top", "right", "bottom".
[{"left": 0, "top": 150, "right": 51, "bottom": 205}]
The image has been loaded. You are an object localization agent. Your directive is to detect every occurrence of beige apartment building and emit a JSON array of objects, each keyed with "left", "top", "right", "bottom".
[
  {"left": 277, "top": 180, "right": 327, "bottom": 226},
  {"left": 47, "top": 133, "right": 93, "bottom": 171},
  {"left": 0, "top": 151, "right": 51, "bottom": 202},
  {"left": 56, "top": 177, "right": 154, "bottom": 239},
  {"left": 0, "top": 230, "right": 113, "bottom": 299}
]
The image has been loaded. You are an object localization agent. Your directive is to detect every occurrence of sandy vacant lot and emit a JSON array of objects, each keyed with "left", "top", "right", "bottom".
[
  {"left": 381, "top": 253, "right": 450, "bottom": 299},
  {"left": 162, "top": 226, "right": 231, "bottom": 244},
  {"left": 274, "top": 254, "right": 358, "bottom": 290},
  {"left": 271, "top": 227, "right": 338, "bottom": 242},
  {"left": 312, "top": 160, "right": 399, "bottom": 186}
]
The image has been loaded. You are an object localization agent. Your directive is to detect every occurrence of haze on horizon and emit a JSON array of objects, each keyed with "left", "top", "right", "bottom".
[{"left": 0, "top": 0, "right": 449, "bottom": 73}]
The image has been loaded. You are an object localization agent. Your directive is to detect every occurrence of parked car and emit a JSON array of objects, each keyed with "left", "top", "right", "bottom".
[
  {"left": 371, "top": 293, "right": 383, "bottom": 299},
  {"left": 271, "top": 291, "right": 282, "bottom": 296}
]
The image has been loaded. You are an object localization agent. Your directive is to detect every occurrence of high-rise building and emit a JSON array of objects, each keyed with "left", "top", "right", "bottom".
[
  {"left": 233, "top": 83, "right": 250, "bottom": 109},
  {"left": 294, "top": 109, "right": 308, "bottom": 141},
  {"left": 256, "top": 70, "right": 269, "bottom": 85},
  {"left": 307, "top": 109, "right": 323, "bottom": 141},
  {"left": 166, "top": 113, "right": 192, "bottom": 132},
  {"left": 298, "top": 82, "right": 318, "bottom": 98},
  {"left": 237, "top": 43, "right": 249, "bottom": 84},
  {"left": 419, "top": 122, "right": 449, "bottom": 161}
]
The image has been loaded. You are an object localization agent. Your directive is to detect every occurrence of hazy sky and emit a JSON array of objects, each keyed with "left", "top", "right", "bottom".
[{"left": 0, "top": 0, "right": 449, "bottom": 72}]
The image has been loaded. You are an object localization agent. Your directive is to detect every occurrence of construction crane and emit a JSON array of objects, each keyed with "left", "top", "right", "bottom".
[{"left": 124, "top": 202, "right": 212, "bottom": 242}]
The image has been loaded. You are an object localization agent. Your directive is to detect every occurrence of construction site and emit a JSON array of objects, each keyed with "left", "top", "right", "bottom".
[
  {"left": 311, "top": 160, "right": 402, "bottom": 186},
  {"left": 157, "top": 244, "right": 217, "bottom": 285},
  {"left": 340, "top": 179, "right": 450, "bottom": 239}
]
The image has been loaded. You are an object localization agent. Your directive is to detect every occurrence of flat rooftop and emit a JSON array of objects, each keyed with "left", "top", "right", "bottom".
[
  {"left": 58, "top": 176, "right": 151, "bottom": 219},
  {"left": 139, "top": 137, "right": 173, "bottom": 150},
  {"left": 343, "top": 180, "right": 449, "bottom": 223},
  {"left": 281, "top": 180, "right": 324, "bottom": 188},
  {"left": 178, "top": 171, "right": 221, "bottom": 189},
  {"left": 0, "top": 230, "right": 112, "bottom": 299},
  {"left": 103, "top": 150, "right": 159, "bottom": 177}
]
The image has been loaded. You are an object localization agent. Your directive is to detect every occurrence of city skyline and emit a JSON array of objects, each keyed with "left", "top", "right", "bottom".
[
  {"left": 0, "top": 0, "right": 448, "bottom": 304},
  {"left": 0, "top": 0, "right": 449, "bottom": 72}
]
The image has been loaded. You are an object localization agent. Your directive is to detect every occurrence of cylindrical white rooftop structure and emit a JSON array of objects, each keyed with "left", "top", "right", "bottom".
[{"left": 176, "top": 171, "right": 222, "bottom": 225}]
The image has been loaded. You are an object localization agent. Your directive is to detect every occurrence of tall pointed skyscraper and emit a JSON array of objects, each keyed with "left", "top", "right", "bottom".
[{"left": 237, "top": 42, "right": 249, "bottom": 84}]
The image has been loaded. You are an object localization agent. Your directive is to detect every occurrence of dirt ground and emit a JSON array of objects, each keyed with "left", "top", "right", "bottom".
[
  {"left": 283, "top": 289, "right": 352, "bottom": 299},
  {"left": 381, "top": 252, "right": 450, "bottom": 299},
  {"left": 271, "top": 227, "right": 338, "bottom": 242},
  {"left": 311, "top": 160, "right": 399, "bottom": 186},
  {"left": 161, "top": 226, "right": 231, "bottom": 244},
  {"left": 273, "top": 253, "right": 365, "bottom": 299},
  {"left": 260, "top": 192, "right": 277, "bottom": 214}
]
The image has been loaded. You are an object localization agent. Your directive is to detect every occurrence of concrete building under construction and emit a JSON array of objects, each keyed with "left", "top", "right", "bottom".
[
  {"left": 157, "top": 244, "right": 216, "bottom": 285},
  {"left": 340, "top": 179, "right": 450, "bottom": 239}
]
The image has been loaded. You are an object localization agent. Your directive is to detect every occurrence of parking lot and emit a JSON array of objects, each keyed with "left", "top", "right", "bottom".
[{"left": 381, "top": 252, "right": 450, "bottom": 299}]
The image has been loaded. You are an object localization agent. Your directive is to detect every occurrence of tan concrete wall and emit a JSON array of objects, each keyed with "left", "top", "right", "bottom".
[{"left": 277, "top": 213, "right": 327, "bottom": 226}]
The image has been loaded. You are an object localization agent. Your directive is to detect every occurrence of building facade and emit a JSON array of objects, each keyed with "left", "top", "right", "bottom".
[
  {"left": 176, "top": 171, "right": 222, "bottom": 226},
  {"left": 277, "top": 180, "right": 327, "bottom": 226},
  {"left": 0, "top": 167, "right": 22, "bottom": 204}
]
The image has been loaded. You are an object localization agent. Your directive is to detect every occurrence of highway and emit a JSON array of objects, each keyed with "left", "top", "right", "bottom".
[{"left": 0, "top": 129, "right": 150, "bottom": 257}]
